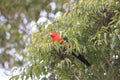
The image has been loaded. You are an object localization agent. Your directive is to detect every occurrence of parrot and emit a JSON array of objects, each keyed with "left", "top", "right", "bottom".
[{"left": 49, "top": 30, "right": 91, "bottom": 67}]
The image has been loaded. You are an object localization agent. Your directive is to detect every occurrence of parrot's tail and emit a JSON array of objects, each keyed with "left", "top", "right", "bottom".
[{"left": 72, "top": 53, "right": 91, "bottom": 67}]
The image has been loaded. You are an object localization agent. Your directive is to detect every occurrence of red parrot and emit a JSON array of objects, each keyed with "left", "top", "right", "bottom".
[{"left": 50, "top": 30, "right": 91, "bottom": 67}]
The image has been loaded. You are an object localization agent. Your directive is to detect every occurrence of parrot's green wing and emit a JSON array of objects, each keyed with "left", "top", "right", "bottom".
[{"left": 63, "top": 36, "right": 68, "bottom": 42}]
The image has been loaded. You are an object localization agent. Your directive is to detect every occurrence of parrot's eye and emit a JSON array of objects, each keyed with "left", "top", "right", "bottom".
[{"left": 50, "top": 35, "right": 53, "bottom": 37}]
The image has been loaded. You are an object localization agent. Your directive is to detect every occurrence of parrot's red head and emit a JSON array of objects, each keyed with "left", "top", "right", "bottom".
[
  {"left": 50, "top": 31, "right": 58, "bottom": 37},
  {"left": 49, "top": 30, "right": 64, "bottom": 43}
]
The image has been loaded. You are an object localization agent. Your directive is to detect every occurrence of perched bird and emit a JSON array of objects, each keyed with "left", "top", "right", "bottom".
[{"left": 49, "top": 30, "right": 91, "bottom": 67}]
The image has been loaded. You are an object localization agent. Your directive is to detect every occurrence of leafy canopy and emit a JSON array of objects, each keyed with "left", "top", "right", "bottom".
[{"left": 10, "top": 0, "right": 120, "bottom": 80}]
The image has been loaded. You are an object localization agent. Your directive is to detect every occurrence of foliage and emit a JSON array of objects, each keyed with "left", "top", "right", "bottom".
[
  {"left": 10, "top": 0, "right": 120, "bottom": 80},
  {"left": 0, "top": 0, "right": 69, "bottom": 69},
  {"left": 0, "top": 0, "right": 70, "bottom": 26}
]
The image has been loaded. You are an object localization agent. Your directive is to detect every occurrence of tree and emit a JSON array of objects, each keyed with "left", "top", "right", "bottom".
[
  {"left": 0, "top": 0, "right": 70, "bottom": 70},
  {"left": 9, "top": 0, "right": 120, "bottom": 80}
]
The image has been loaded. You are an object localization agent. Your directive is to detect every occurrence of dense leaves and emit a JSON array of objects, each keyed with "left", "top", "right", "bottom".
[
  {"left": 0, "top": 0, "right": 70, "bottom": 69},
  {"left": 10, "top": 0, "right": 120, "bottom": 80}
]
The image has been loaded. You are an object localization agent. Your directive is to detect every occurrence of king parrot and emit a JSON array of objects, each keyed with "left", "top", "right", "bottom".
[{"left": 49, "top": 30, "right": 91, "bottom": 67}]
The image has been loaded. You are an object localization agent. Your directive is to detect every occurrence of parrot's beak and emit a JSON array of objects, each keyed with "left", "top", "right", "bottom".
[
  {"left": 49, "top": 31, "right": 57, "bottom": 37},
  {"left": 49, "top": 32, "right": 53, "bottom": 37},
  {"left": 49, "top": 32, "right": 52, "bottom": 36}
]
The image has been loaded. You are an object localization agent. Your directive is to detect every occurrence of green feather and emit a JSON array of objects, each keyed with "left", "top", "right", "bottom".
[{"left": 63, "top": 36, "right": 68, "bottom": 42}]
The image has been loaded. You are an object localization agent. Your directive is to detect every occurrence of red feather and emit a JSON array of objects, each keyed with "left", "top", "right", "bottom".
[{"left": 50, "top": 31, "right": 64, "bottom": 43}]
